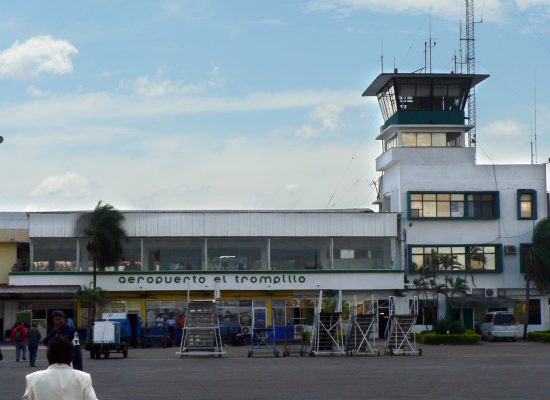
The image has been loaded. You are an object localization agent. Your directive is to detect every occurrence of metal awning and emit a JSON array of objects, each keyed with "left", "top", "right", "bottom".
[
  {"left": 0, "top": 285, "right": 80, "bottom": 298},
  {"left": 449, "top": 295, "right": 516, "bottom": 308}
]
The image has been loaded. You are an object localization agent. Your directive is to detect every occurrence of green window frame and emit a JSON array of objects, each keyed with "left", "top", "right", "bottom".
[
  {"left": 517, "top": 189, "right": 537, "bottom": 220},
  {"left": 408, "top": 244, "right": 502, "bottom": 273},
  {"left": 408, "top": 191, "right": 499, "bottom": 220}
]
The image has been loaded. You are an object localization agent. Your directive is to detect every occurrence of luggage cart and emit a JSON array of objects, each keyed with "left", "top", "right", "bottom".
[
  {"left": 383, "top": 296, "right": 422, "bottom": 356},
  {"left": 177, "top": 299, "right": 225, "bottom": 357},
  {"left": 282, "top": 299, "right": 309, "bottom": 357},
  {"left": 346, "top": 296, "right": 380, "bottom": 356},
  {"left": 140, "top": 323, "right": 171, "bottom": 348},
  {"left": 309, "top": 290, "right": 345, "bottom": 357},
  {"left": 248, "top": 310, "right": 279, "bottom": 358}
]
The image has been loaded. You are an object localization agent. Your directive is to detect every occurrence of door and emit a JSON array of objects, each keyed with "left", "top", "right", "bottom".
[{"left": 377, "top": 300, "right": 389, "bottom": 339}]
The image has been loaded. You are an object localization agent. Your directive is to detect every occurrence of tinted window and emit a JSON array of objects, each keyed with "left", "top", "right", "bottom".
[{"left": 493, "top": 314, "right": 515, "bottom": 325}]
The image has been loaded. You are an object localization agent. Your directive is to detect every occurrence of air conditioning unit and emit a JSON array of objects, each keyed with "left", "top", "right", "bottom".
[
  {"left": 241, "top": 326, "right": 252, "bottom": 335},
  {"left": 484, "top": 288, "right": 497, "bottom": 298},
  {"left": 504, "top": 245, "right": 516, "bottom": 255}
]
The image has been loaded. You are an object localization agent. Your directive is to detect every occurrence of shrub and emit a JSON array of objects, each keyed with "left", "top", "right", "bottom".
[
  {"left": 432, "top": 319, "right": 465, "bottom": 335},
  {"left": 419, "top": 331, "right": 480, "bottom": 345},
  {"left": 527, "top": 331, "right": 550, "bottom": 343}
]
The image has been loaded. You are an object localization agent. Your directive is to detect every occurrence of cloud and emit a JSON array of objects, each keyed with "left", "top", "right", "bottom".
[
  {"left": 30, "top": 171, "right": 90, "bottom": 199},
  {"left": 296, "top": 103, "right": 345, "bottom": 138},
  {"left": 296, "top": 125, "right": 320, "bottom": 138},
  {"left": 26, "top": 86, "right": 50, "bottom": 97},
  {"left": 311, "top": 104, "right": 344, "bottom": 131},
  {"left": 479, "top": 119, "right": 525, "bottom": 137},
  {"left": 307, "top": 0, "right": 505, "bottom": 22},
  {"left": 120, "top": 66, "right": 222, "bottom": 97},
  {"left": 515, "top": 0, "right": 550, "bottom": 11},
  {"left": 0, "top": 87, "right": 364, "bottom": 130},
  {"left": 0, "top": 36, "right": 78, "bottom": 80}
]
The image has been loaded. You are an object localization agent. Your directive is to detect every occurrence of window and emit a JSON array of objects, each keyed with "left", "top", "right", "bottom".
[
  {"left": 517, "top": 190, "right": 537, "bottom": 220},
  {"left": 207, "top": 238, "right": 267, "bottom": 271},
  {"left": 271, "top": 238, "right": 330, "bottom": 270},
  {"left": 333, "top": 237, "right": 391, "bottom": 270},
  {"left": 409, "top": 192, "right": 498, "bottom": 219},
  {"left": 409, "top": 245, "right": 500, "bottom": 272},
  {"left": 400, "top": 132, "right": 463, "bottom": 148},
  {"left": 384, "top": 135, "right": 398, "bottom": 151},
  {"left": 31, "top": 238, "right": 77, "bottom": 271}
]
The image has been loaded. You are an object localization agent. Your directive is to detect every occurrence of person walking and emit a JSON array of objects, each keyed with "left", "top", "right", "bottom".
[
  {"left": 11, "top": 322, "right": 28, "bottom": 362},
  {"left": 22, "top": 336, "right": 99, "bottom": 400},
  {"left": 43, "top": 311, "right": 83, "bottom": 370},
  {"left": 27, "top": 322, "right": 42, "bottom": 367}
]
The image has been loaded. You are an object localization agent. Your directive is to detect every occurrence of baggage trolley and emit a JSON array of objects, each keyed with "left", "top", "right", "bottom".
[
  {"left": 248, "top": 310, "right": 279, "bottom": 358},
  {"left": 282, "top": 299, "right": 309, "bottom": 357}
]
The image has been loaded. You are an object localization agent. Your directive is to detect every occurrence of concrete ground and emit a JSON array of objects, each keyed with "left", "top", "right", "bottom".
[{"left": 1, "top": 340, "right": 549, "bottom": 400}]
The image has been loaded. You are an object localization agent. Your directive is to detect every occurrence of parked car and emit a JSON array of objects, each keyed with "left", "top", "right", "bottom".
[{"left": 480, "top": 312, "right": 519, "bottom": 342}]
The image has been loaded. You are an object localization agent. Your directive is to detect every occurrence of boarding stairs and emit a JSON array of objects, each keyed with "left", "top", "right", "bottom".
[
  {"left": 383, "top": 296, "right": 422, "bottom": 356},
  {"left": 346, "top": 297, "right": 379, "bottom": 356},
  {"left": 177, "top": 300, "right": 225, "bottom": 357},
  {"left": 310, "top": 291, "right": 345, "bottom": 356}
]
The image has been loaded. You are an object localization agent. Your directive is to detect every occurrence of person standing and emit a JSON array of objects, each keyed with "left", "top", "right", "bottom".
[
  {"left": 22, "top": 336, "right": 98, "bottom": 400},
  {"left": 43, "top": 310, "right": 83, "bottom": 371},
  {"left": 27, "top": 322, "right": 42, "bottom": 367},
  {"left": 11, "top": 322, "right": 28, "bottom": 362}
]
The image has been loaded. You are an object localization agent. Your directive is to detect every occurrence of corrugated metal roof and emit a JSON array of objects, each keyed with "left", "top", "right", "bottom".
[
  {"left": 27, "top": 210, "right": 398, "bottom": 238},
  {"left": 0, "top": 212, "right": 28, "bottom": 229}
]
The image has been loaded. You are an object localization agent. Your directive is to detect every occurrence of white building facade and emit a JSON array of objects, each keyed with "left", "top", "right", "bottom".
[{"left": 365, "top": 72, "right": 549, "bottom": 331}]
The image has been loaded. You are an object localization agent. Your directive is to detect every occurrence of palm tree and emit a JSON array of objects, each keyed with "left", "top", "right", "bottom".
[
  {"left": 431, "top": 252, "right": 463, "bottom": 319},
  {"left": 84, "top": 201, "right": 127, "bottom": 289},
  {"left": 76, "top": 285, "right": 110, "bottom": 334},
  {"left": 523, "top": 217, "right": 550, "bottom": 337}
]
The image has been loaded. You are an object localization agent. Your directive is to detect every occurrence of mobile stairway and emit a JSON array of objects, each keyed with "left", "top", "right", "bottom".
[
  {"left": 309, "top": 290, "right": 345, "bottom": 357},
  {"left": 383, "top": 296, "right": 422, "bottom": 356},
  {"left": 346, "top": 296, "right": 379, "bottom": 356},
  {"left": 177, "top": 300, "right": 225, "bottom": 358}
]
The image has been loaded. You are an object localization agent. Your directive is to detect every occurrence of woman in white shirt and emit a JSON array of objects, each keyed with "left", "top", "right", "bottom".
[{"left": 22, "top": 336, "right": 99, "bottom": 400}]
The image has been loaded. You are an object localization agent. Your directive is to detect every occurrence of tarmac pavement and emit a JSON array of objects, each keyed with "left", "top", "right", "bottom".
[{"left": 1, "top": 340, "right": 549, "bottom": 399}]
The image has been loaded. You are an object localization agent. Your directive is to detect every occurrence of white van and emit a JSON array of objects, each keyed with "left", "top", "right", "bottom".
[{"left": 480, "top": 312, "right": 519, "bottom": 342}]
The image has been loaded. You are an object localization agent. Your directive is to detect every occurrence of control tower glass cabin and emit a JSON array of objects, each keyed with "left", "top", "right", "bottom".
[{"left": 363, "top": 72, "right": 488, "bottom": 151}]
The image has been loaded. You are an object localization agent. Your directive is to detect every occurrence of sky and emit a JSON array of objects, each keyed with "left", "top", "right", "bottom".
[{"left": 0, "top": 0, "right": 548, "bottom": 212}]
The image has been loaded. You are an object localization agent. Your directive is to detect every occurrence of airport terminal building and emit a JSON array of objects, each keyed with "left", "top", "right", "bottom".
[
  {"left": 0, "top": 210, "right": 403, "bottom": 338},
  {"left": 0, "top": 70, "right": 549, "bottom": 340}
]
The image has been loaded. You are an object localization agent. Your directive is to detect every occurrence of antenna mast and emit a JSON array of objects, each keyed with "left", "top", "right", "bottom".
[{"left": 465, "top": 0, "right": 476, "bottom": 147}]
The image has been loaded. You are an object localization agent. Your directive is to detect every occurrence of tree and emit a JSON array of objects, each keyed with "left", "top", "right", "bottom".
[
  {"left": 431, "top": 252, "right": 464, "bottom": 319},
  {"left": 84, "top": 201, "right": 127, "bottom": 289},
  {"left": 76, "top": 285, "right": 110, "bottom": 333},
  {"left": 412, "top": 251, "right": 472, "bottom": 325},
  {"left": 523, "top": 217, "right": 550, "bottom": 338}
]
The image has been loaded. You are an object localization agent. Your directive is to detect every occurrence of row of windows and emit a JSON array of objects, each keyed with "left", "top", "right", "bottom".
[
  {"left": 27, "top": 237, "right": 394, "bottom": 273},
  {"left": 384, "top": 132, "right": 462, "bottom": 151},
  {"left": 409, "top": 245, "right": 500, "bottom": 272},
  {"left": 409, "top": 192, "right": 498, "bottom": 219},
  {"left": 408, "top": 190, "right": 537, "bottom": 220}
]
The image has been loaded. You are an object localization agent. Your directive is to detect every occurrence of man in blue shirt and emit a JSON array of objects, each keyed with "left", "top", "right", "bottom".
[{"left": 43, "top": 310, "right": 83, "bottom": 371}]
